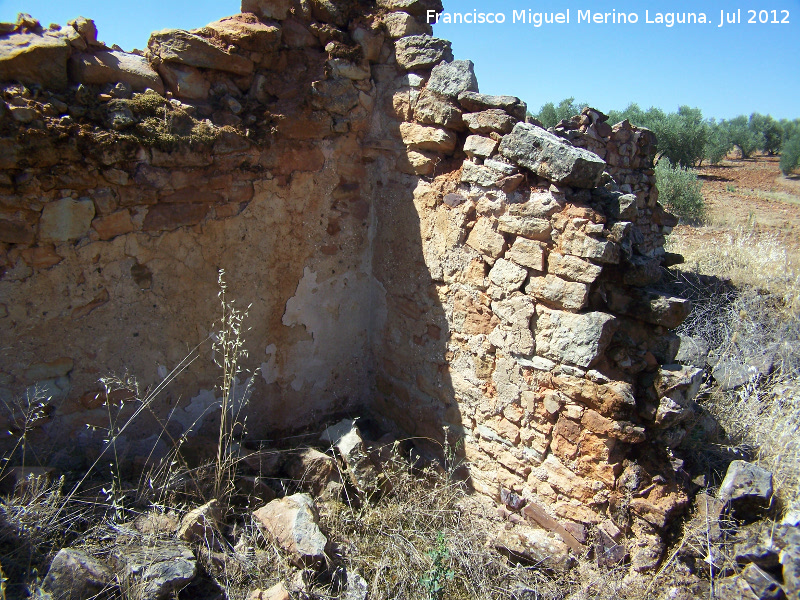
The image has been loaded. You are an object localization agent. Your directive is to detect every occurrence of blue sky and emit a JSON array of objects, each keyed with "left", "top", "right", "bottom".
[{"left": 1, "top": 0, "right": 798, "bottom": 120}]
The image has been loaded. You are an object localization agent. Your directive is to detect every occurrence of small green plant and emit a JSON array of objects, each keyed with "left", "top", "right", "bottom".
[
  {"left": 420, "top": 532, "right": 454, "bottom": 600},
  {"left": 655, "top": 158, "right": 706, "bottom": 223},
  {"left": 122, "top": 90, "right": 169, "bottom": 116},
  {"left": 780, "top": 134, "right": 800, "bottom": 175},
  {"left": 726, "top": 183, "right": 737, "bottom": 193}
]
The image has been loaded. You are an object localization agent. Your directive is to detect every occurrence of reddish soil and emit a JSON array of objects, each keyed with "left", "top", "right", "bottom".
[{"left": 695, "top": 155, "right": 800, "bottom": 250}]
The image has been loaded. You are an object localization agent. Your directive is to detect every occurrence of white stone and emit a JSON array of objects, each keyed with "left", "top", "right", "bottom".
[
  {"left": 488, "top": 258, "right": 528, "bottom": 292},
  {"left": 463, "top": 135, "right": 497, "bottom": 159}
]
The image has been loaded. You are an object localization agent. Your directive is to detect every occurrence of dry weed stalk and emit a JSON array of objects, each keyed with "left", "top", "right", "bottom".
[
  {"left": 212, "top": 269, "right": 256, "bottom": 504},
  {"left": 0, "top": 386, "right": 55, "bottom": 480}
]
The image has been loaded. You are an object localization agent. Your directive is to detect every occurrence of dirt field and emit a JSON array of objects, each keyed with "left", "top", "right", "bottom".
[
  {"left": 666, "top": 155, "right": 800, "bottom": 295},
  {"left": 696, "top": 155, "right": 800, "bottom": 247}
]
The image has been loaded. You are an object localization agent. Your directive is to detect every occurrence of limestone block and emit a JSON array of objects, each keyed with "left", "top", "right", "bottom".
[
  {"left": 558, "top": 228, "right": 620, "bottom": 264},
  {"left": 92, "top": 209, "right": 135, "bottom": 241},
  {"left": 285, "top": 448, "right": 341, "bottom": 496},
  {"left": 42, "top": 548, "right": 114, "bottom": 600},
  {"left": 499, "top": 122, "right": 606, "bottom": 188},
  {"left": 321, "top": 419, "right": 385, "bottom": 497},
  {"left": 461, "top": 160, "right": 506, "bottom": 188},
  {"left": 311, "top": 78, "right": 360, "bottom": 115},
  {"left": 253, "top": 494, "right": 327, "bottom": 565},
  {"left": 457, "top": 297, "right": 498, "bottom": 335},
  {"left": 377, "top": 0, "right": 445, "bottom": 17},
  {"left": 465, "top": 217, "right": 504, "bottom": 263},
  {"left": 712, "top": 359, "right": 759, "bottom": 391},
  {"left": 382, "top": 11, "right": 431, "bottom": 38},
  {"left": 198, "top": 14, "right": 282, "bottom": 52},
  {"left": 581, "top": 409, "right": 645, "bottom": 443},
  {"left": 492, "top": 356, "right": 522, "bottom": 405},
  {"left": 282, "top": 19, "right": 317, "bottom": 47},
  {"left": 327, "top": 58, "right": 371, "bottom": 80},
  {"left": 541, "top": 455, "right": 598, "bottom": 503},
  {"left": 491, "top": 295, "right": 535, "bottom": 327},
  {"left": 393, "top": 35, "right": 452, "bottom": 70},
  {"left": 67, "top": 17, "right": 99, "bottom": 46},
  {"left": 463, "top": 109, "right": 516, "bottom": 135},
  {"left": 241, "top": 0, "right": 292, "bottom": 20},
  {"left": 508, "top": 190, "right": 565, "bottom": 219},
  {"left": 148, "top": 29, "right": 254, "bottom": 76},
  {"left": 554, "top": 376, "right": 636, "bottom": 418},
  {"left": 398, "top": 148, "right": 437, "bottom": 175},
  {"left": 655, "top": 364, "right": 704, "bottom": 406},
  {"left": 399, "top": 122, "right": 457, "bottom": 152},
  {"left": 158, "top": 63, "right": 210, "bottom": 100},
  {"left": 69, "top": 50, "right": 165, "bottom": 94},
  {"left": 413, "top": 88, "right": 463, "bottom": 129},
  {"left": 426, "top": 59, "right": 478, "bottom": 98},
  {"left": 463, "top": 135, "right": 497, "bottom": 159},
  {"left": 20, "top": 246, "right": 63, "bottom": 269},
  {"left": 39, "top": 198, "right": 95, "bottom": 243},
  {"left": 0, "top": 31, "right": 71, "bottom": 88},
  {"left": 143, "top": 203, "right": 209, "bottom": 231},
  {"left": 457, "top": 90, "right": 527, "bottom": 121},
  {"left": 497, "top": 214, "right": 551, "bottom": 241},
  {"left": 488, "top": 258, "right": 527, "bottom": 293},
  {"left": 505, "top": 238, "right": 545, "bottom": 271},
  {"left": 483, "top": 159, "right": 518, "bottom": 175},
  {"left": 112, "top": 542, "right": 196, "bottom": 600},
  {"left": 275, "top": 111, "right": 333, "bottom": 139},
  {"left": 248, "top": 583, "right": 291, "bottom": 600},
  {"left": 352, "top": 27, "right": 384, "bottom": 61},
  {"left": 494, "top": 524, "right": 575, "bottom": 571},
  {"left": 607, "top": 287, "right": 691, "bottom": 328},
  {"left": 178, "top": 499, "right": 220, "bottom": 542},
  {"left": 390, "top": 86, "right": 420, "bottom": 120},
  {"left": 535, "top": 306, "right": 617, "bottom": 368},
  {"left": 525, "top": 274, "right": 589, "bottom": 311},
  {"left": 547, "top": 252, "right": 603, "bottom": 284},
  {"left": 488, "top": 324, "right": 534, "bottom": 355},
  {"left": 311, "top": 0, "right": 357, "bottom": 25},
  {"left": 719, "top": 461, "right": 774, "bottom": 517}
]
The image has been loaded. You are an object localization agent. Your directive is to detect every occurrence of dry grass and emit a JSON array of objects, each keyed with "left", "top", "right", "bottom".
[
  {"left": 665, "top": 226, "right": 800, "bottom": 511},
  {"left": 317, "top": 449, "right": 563, "bottom": 600},
  {"left": 666, "top": 225, "right": 800, "bottom": 310},
  {"left": 0, "top": 431, "right": 706, "bottom": 600}
]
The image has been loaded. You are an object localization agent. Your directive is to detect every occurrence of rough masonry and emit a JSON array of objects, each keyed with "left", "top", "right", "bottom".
[{"left": 0, "top": 0, "right": 699, "bottom": 565}]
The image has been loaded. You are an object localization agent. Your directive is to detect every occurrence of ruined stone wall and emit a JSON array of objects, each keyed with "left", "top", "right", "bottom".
[
  {"left": 0, "top": 0, "right": 700, "bottom": 553},
  {"left": 362, "top": 10, "right": 699, "bottom": 555},
  {"left": 0, "top": 4, "right": 392, "bottom": 463}
]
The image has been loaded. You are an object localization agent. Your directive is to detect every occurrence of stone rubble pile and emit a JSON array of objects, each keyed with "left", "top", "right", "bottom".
[
  {"left": 36, "top": 422, "right": 799, "bottom": 598},
  {"left": 678, "top": 460, "right": 800, "bottom": 599},
  {"left": 36, "top": 419, "right": 394, "bottom": 600}
]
